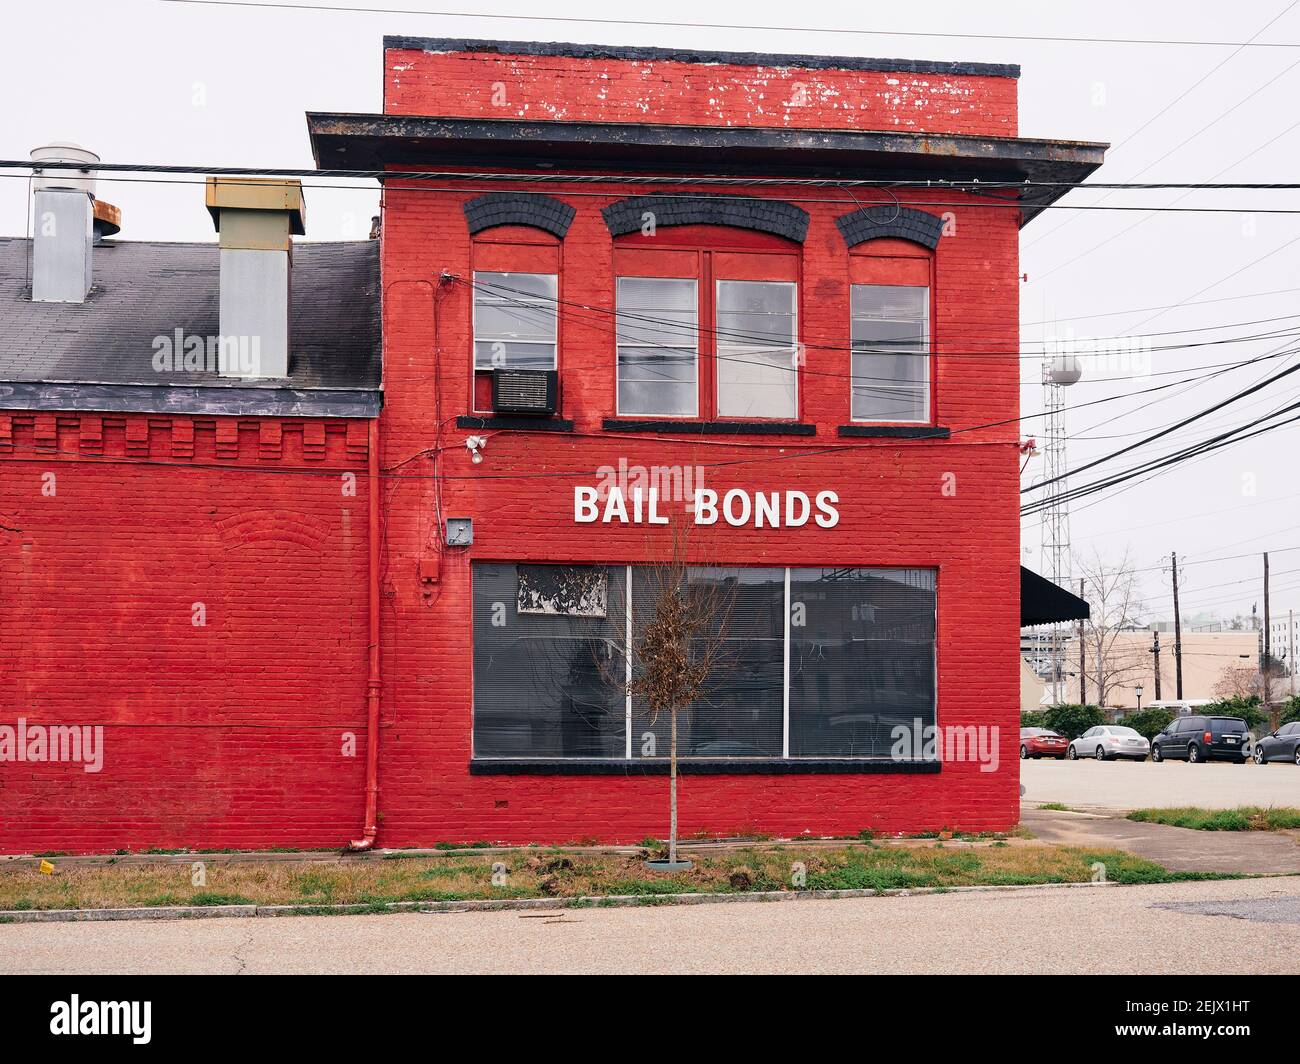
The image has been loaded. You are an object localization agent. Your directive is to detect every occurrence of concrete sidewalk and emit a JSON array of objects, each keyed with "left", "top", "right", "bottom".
[{"left": 1021, "top": 806, "right": 1300, "bottom": 874}]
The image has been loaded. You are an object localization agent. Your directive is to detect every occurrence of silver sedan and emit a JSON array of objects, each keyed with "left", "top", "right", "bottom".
[{"left": 1067, "top": 725, "right": 1151, "bottom": 761}]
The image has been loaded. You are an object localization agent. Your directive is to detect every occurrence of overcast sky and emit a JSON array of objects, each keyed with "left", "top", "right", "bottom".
[{"left": 3, "top": 0, "right": 1298, "bottom": 632}]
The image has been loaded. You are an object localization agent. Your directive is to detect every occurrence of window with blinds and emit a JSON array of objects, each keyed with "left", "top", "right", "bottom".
[
  {"left": 715, "top": 280, "right": 798, "bottom": 419},
  {"left": 630, "top": 566, "right": 785, "bottom": 759},
  {"left": 788, "top": 567, "right": 937, "bottom": 757},
  {"left": 472, "top": 562, "right": 937, "bottom": 761},
  {"left": 615, "top": 276, "right": 699, "bottom": 416},
  {"left": 850, "top": 284, "right": 930, "bottom": 423}
]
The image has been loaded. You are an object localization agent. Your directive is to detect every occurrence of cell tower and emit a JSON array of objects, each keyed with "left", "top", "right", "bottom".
[{"left": 1040, "top": 352, "right": 1082, "bottom": 704}]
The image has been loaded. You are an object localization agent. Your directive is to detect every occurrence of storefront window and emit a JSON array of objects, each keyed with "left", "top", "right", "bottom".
[
  {"left": 472, "top": 562, "right": 626, "bottom": 758},
  {"left": 850, "top": 284, "right": 930, "bottom": 422},
  {"left": 472, "top": 562, "right": 937, "bottom": 761},
  {"left": 631, "top": 566, "right": 785, "bottom": 759},
  {"left": 788, "top": 567, "right": 936, "bottom": 757},
  {"left": 471, "top": 271, "right": 558, "bottom": 370}
]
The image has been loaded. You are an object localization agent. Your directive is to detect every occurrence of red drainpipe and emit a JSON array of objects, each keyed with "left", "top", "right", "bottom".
[{"left": 348, "top": 416, "right": 383, "bottom": 851}]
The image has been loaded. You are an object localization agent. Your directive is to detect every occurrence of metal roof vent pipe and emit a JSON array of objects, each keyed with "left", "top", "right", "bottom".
[
  {"left": 30, "top": 142, "right": 100, "bottom": 303},
  {"left": 205, "top": 176, "right": 306, "bottom": 379}
]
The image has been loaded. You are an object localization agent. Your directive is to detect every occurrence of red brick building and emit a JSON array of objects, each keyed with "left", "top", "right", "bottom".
[{"left": 0, "top": 39, "right": 1102, "bottom": 853}]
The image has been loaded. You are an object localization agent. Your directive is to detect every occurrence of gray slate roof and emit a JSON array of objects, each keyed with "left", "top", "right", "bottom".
[{"left": 0, "top": 237, "right": 381, "bottom": 417}]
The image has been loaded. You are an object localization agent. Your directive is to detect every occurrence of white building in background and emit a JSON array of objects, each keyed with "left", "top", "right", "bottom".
[{"left": 1268, "top": 609, "right": 1299, "bottom": 697}]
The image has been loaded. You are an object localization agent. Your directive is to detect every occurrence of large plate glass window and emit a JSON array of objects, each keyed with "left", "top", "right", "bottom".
[
  {"left": 850, "top": 284, "right": 930, "bottom": 422},
  {"left": 787, "top": 568, "right": 936, "bottom": 757},
  {"left": 472, "top": 563, "right": 625, "bottom": 759},
  {"left": 472, "top": 563, "right": 938, "bottom": 762},
  {"left": 715, "top": 280, "right": 798, "bottom": 419},
  {"left": 472, "top": 271, "right": 558, "bottom": 370},
  {"left": 630, "top": 566, "right": 785, "bottom": 759},
  {"left": 615, "top": 277, "right": 699, "bottom": 416}
]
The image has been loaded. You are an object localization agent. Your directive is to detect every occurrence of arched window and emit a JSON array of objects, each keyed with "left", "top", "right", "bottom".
[
  {"left": 611, "top": 224, "right": 803, "bottom": 423},
  {"left": 468, "top": 224, "right": 562, "bottom": 414},
  {"left": 845, "top": 230, "right": 936, "bottom": 425}
]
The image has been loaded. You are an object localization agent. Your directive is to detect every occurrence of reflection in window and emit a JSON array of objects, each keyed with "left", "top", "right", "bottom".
[
  {"left": 615, "top": 277, "right": 699, "bottom": 416},
  {"left": 850, "top": 284, "right": 930, "bottom": 423},
  {"left": 715, "top": 280, "right": 798, "bottom": 419},
  {"left": 473, "top": 563, "right": 625, "bottom": 758},
  {"left": 788, "top": 568, "right": 936, "bottom": 757},
  {"left": 471, "top": 563, "right": 937, "bottom": 761},
  {"left": 472, "top": 271, "right": 558, "bottom": 370},
  {"left": 631, "top": 566, "right": 785, "bottom": 759}
]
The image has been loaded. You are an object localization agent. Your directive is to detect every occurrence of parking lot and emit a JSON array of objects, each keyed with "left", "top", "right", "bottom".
[{"left": 1021, "top": 757, "right": 1300, "bottom": 812}]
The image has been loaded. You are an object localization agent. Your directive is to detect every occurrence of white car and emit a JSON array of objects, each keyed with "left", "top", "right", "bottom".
[{"left": 1067, "top": 725, "right": 1150, "bottom": 762}]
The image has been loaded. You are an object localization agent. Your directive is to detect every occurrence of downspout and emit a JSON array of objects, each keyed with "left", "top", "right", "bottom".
[{"left": 349, "top": 415, "right": 383, "bottom": 851}]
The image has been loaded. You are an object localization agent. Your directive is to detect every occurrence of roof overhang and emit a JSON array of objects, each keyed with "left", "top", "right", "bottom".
[
  {"left": 1021, "top": 566, "right": 1090, "bottom": 627},
  {"left": 306, "top": 112, "right": 1107, "bottom": 226}
]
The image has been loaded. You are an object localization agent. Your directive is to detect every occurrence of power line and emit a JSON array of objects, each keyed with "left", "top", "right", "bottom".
[
  {"left": 465, "top": 274, "right": 1300, "bottom": 364},
  {"left": 13, "top": 159, "right": 1300, "bottom": 192},
  {"left": 13, "top": 169, "right": 1300, "bottom": 215},
  {"left": 1023, "top": 0, "right": 1300, "bottom": 252},
  {"left": 149, "top": 0, "right": 1300, "bottom": 49},
  {"left": 1022, "top": 402, "right": 1300, "bottom": 515}
]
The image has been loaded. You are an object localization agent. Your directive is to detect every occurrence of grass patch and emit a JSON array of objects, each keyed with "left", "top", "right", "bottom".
[
  {"left": 1128, "top": 807, "right": 1300, "bottom": 832},
  {"left": 0, "top": 841, "right": 1237, "bottom": 914},
  {"left": 1038, "top": 803, "right": 1073, "bottom": 812}
]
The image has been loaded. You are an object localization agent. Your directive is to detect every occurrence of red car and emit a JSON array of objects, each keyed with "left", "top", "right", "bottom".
[{"left": 1020, "top": 727, "right": 1069, "bottom": 760}]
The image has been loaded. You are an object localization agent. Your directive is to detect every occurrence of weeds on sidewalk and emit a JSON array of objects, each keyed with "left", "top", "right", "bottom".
[
  {"left": 1128, "top": 807, "right": 1300, "bottom": 832},
  {"left": 0, "top": 844, "right": 1237, "bottom": 912}
]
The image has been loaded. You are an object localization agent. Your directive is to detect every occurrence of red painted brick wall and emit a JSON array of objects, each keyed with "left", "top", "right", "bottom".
[
  {"left": 0, "top": 43, "right": 1024, "bottom": 854},
  {"left": 375, "top": 171, "right": 1024, "bottom": 843},
  {"left": 0, "top": 415, "right": 371, "bottom": 854},
  {"left": 385, "top": 45, "right": 1019, "bottom": 136}
]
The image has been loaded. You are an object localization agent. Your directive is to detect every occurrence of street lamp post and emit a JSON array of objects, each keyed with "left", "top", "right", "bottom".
[{"left": 1135, "top": 684, "right": 1144, "bottom": 712}]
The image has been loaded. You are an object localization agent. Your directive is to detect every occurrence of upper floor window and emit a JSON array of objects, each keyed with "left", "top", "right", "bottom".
[
  {"left": 716, "top": 280, "right": 797, "bottom": 419},
  {"left": 472, "top": 271, "right": 558, "bottom": 371},
  {"left": 614, "top": 234, "right": 799, "bottom": 421},
  {"left": 850, "top": 283, "right": 930, "bottom": 423},
  {"left": 615, "top": 276, "right": 699, "bottom": 417}
]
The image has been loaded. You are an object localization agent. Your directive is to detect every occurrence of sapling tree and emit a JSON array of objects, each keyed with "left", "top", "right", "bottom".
[{"left": 601, "top": 526, "right": 735, "bottom": 866}]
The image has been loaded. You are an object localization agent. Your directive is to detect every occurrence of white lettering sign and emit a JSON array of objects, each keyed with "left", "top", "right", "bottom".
[{"left": 574, "top": 486, "right": 838, "bottom": 529}]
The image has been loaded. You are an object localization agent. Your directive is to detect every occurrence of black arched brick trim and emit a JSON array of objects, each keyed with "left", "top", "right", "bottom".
[
  {"left": 463, "top": 193, "right": 576, "bottom": 238},
  {"left": 602, "top": 195, "right": 809, "bottom": 243},
  {"left": 836, "top": 206, "right": 944, "bottom": 250}
]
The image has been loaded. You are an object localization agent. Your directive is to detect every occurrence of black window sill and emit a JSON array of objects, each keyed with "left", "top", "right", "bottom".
[
  {"left": 457, "top": 415, "right": 574, "bottom": 432},
  {"left": 603, "top": 419, "right": 816, "bottom": 436},
  {"left": 470, "top": 758, "right": 940, "bottom": 776},
  {"left": 837, "top": 424, "right": 950, "bottom": 439}
]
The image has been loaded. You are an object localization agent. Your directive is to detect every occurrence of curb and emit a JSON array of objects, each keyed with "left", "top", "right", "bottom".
[{"left": 0, "top": 879, "right": 1120, "bottom": 924}]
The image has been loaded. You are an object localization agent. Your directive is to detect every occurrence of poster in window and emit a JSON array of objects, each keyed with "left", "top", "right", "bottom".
[{"left": 517, "top": 564, "right": 609, "bottom": 617}]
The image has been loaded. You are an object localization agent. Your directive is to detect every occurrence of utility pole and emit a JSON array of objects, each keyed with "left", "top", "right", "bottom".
[
  {"left": 1263, "top": 552, "right": 1271, "bottom": 715},
  {"left": 1078, "top": 577, "right": 1087, "bottom": 705},
  {"left": 1152, "top": 629, "right": 1162, "bottom": 701},
  {"left": 1171, "top": 552, "right": 1184, "bottom": 700}
]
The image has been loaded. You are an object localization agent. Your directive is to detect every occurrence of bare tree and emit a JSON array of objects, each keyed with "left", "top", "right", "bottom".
[
  {"left": 600, "top": 526, "right": 735, "bottom": 868},
  {"left": 1214, "top": 664, "right": 1260, "bottom": 701},
  {"left": 1076, "top": 549, "right": 1148, "bottom": 708}
]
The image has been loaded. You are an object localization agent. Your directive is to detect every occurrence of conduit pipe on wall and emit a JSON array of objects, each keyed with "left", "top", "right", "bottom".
[{"left": 348, "top": 416, "right": 383, "bottom": 851}]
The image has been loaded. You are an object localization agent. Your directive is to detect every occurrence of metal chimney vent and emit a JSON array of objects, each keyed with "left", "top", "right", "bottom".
[
  {"left": 29, "top": 143, "right": 100, "bottom": 304},
  {"left": 492, "top": 369, "right": 558, "bottom": 415}
]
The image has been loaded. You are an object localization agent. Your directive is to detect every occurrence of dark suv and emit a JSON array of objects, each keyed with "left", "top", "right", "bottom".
[{"left": 1151, "top": 715, "right": 1250, "bottom": 763}]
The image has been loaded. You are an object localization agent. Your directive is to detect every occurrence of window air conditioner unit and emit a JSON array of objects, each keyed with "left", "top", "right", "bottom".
[{"left": 492, "top": 369, "right": 559, "bottom": 415}]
